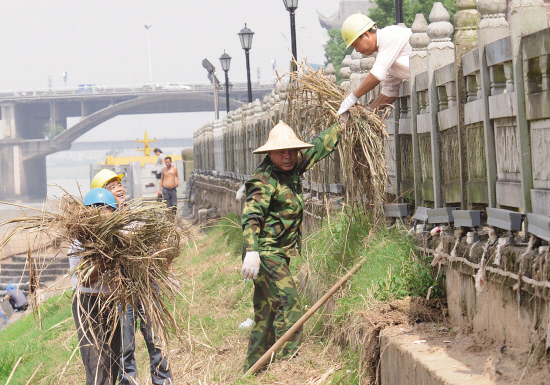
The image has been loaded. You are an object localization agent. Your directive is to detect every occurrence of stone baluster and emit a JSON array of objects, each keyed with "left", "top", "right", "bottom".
[
  {"left": 510, "top": 0, "right": 548, "bottom": 213},
  {"left": 503, "top": 61, "right": 514, "bottom": 93},
  {"left": 465, "top": 75, "right": 476, "bottom": 102},
  {"left": 489, "top": 65, "right": 507, "bottom": 95},
  {"left": 427, "top": 2, "right": 455, "bottom": 207},
  {"left": 409, "top": 13, "right": 430, "bottom": 206},
  {"left": 340, "top": 55, "right": 352, "bottom": 92},
  {"left": 324, "top": 63, "right": 337, "bottom": 83},
  {"left": 475, "top": 72, "right": 482, "bottom": 100},
  {"left": 541, "top": 55, "right": 549, "bottom": 92},
  {"left": 477, "top": 0, "right": 509, "bottom": 208},
  {"left": 349, "top": 51, "right": 363, "bottom": 102},
  {"left": 446, "top": 81, "right": 457, "bottom": 107},
  {"left": 360, "top": 55, "right": 375, "bottom": 103}
]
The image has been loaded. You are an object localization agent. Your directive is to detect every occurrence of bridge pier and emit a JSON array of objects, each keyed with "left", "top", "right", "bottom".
[
  {"left": 0, "top": 143, "right": 47, "bottom": 200},
  {"left": 1, "top": 103, "right": 17, "bottom": 139},
  {"left": 22, "top": 155, "right": 47, "bottom": 199}
]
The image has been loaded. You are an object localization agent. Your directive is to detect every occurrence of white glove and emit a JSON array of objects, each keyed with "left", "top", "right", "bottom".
[
  {"left": 241, "top": 251, "right": 260, "bottom": 279},
  {"left": 337, "top": 93, "right": 358, "bottom": 115},
  {"left": 236, "top": 184, "right": 246, "bottom": 201}
]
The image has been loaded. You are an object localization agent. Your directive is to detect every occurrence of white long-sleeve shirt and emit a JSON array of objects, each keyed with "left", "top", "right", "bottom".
[
  {"left": 68, "top": 242, "right": 111, "bottom": 295},
  {"left": 369, "top": 25, "right": 412, "bottom": 98}
]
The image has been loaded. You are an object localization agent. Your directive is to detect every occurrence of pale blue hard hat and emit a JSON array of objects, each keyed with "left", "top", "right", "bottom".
[
  {"left": 84, "top": 188, "right": 117, "bottom": 210},
  {"left": 6, "top": 284, "right": 16, "bottom": 292}
]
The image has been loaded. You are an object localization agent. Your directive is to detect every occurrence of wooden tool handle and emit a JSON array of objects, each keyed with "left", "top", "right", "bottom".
[{"left": 244, "top": 256, "right": 367, "bottom": 376}]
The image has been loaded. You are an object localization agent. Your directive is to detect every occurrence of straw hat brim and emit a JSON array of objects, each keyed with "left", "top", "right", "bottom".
[
  {"left": 253, "top": 121, "right": 313, "bottom": 154},
  {"left": 253, "top": 142, "right": 313, "bottom": 154}
]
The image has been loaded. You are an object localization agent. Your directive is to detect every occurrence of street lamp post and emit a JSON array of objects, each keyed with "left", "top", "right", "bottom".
[
  {"left": 202, "top": 59, "right": 220, "bottom": 119},
  {"left": 219, "top": 51, "right": 232, "bottom": 113},
  {"left": 144, "top": 24, "right": 153, "bottom": 84},
  {"left": 282, "top": 0, "right": 298, "bottom": 72},
  {"left": 395, "top": 0, "right": 403, "bottom": 24},
  {"left": 238, "top": 24, "right": 254, "bottom": 103}
]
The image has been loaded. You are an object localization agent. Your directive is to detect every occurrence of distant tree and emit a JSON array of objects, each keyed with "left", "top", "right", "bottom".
[
  {"left": 324, "top": 28, "right": 353, "bottom": 84},
  {"left": 43, "top": 122, "right": 65, "bottom": 139},
  {"left": 369, "top": 0, "right": 456, "bottom": 29}
]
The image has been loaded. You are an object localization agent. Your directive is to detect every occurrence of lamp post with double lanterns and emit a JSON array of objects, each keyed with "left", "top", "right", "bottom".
[
  {"left": 282, "top": 0, "right": 298, "bottom": 72},
  {"left": 219, "top": 50, "right": 232, "bottom": 113},
  {"left": 238, "top": 23, "right": 254, "bottom": 103}
]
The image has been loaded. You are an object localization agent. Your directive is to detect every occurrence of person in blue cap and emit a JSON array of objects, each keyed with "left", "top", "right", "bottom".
[
  {"left": 70, "top": 187, "right": 121, "bottom": 385},
  {"left": 0, "top": 306, "right": 7, "bottom": 328},
  {"left": 1, "top": 283, "right": 28, "bottom": 312}
]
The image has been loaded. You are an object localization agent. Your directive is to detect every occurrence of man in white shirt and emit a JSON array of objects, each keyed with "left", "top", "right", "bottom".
[{"left": 338, "top": 14, "right": 412, "bottom": 114}]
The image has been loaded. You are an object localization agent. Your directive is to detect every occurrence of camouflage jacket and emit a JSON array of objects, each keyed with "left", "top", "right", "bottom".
[{"left": 241, "top": 123, "right": 341, "bottom": 259}]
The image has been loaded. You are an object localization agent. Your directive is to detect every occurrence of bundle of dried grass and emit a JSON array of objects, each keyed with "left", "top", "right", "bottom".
[
  {"left": 0, "top": 195, "right": 184, "bottom": 353},
  {"left": 284, "top": 64, "right": 389, "bottom": 216}
]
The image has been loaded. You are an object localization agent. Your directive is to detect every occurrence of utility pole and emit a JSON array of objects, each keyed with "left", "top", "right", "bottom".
[{"left": 144, "top": 24, "right": 153, "bottom": 84}]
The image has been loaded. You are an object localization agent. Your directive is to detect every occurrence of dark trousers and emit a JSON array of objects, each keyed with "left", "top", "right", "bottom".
[
  {"left": 72, "top": 294, "right": 121, "bottom": 385},
  {"left": 8, "top": 298, "right": 28, "bottom": 312},
  {"left": 162, "top": 187, "right": 177, "bottom": 215},
  {"left": 119, "top": 300, "right": 172, "bottom": 385}
]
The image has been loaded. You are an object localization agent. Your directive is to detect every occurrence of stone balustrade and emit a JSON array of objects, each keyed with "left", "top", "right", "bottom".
[{"left": 193, "top": 0, "right": 550, "bottom": 217}]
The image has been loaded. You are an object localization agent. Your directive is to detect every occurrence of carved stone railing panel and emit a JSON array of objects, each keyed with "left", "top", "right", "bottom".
[
  {"left": 494, "top": 117, "right": 522, "bottom": 177},
  {"left": 465, "top": 122, "right": 489, "bottom": 205},
  {"left": 400, "top": 134, "right": 414, "bottom": 193},
  {"left": 418, "top": 133, "right": 434, "bottom": 203},
  {"left": 441, "top": 127, "right": 462, "bottom": 203}
]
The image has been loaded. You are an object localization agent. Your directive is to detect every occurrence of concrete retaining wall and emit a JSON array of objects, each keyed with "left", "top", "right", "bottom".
[{"left": 0, "top": 207, "right": 55, "bottom": 259}]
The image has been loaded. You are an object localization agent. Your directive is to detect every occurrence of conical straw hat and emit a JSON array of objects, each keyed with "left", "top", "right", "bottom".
[{"left": 253, "top": 121, "right": 313, "bottom": 154}]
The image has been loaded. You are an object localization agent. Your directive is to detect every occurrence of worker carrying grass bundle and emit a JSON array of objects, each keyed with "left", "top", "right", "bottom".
[
  {"left": 91, "top": 169, "right": 173, "bottom": 385},
  {"left": 70, "top": 187, "right": 122, "bottom": 385},
  {"left": 338, "top": 14, "right": 412, "bottom": 114},
  {"left": 0, "top": 172, "right": 181, "bottom": 385},
  {"left": 240, "top": 119, "right": 344, "bottom": 373}
]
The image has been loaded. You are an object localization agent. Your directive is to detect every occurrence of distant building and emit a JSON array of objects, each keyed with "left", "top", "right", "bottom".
[{"left": 318, "top": 0, "right": 376, "bottom": 31}]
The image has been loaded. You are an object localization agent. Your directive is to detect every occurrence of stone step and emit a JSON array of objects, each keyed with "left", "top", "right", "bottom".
[
  {"left": 0, "top": 274, "right": 58, "bottom": 284},
  {"left": 7, "top": 255, "right": 67, "bottom": 263},
  {"left": 0, "top": 283, "right": 29, "bottom": 290},
  {"left": 2, "top": 261, "right": 69, "bottom": 270},
  {"left": 0, "top": 268, "right": 68, "bottom": 277}
]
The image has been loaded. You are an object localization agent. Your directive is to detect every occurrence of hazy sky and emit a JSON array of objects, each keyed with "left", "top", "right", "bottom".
[
  {"left": 1, "top": 1, "right": 344, "bottom": 143},
  {"left": 2, "top": 1, "right": 340, "bottom": 90}
]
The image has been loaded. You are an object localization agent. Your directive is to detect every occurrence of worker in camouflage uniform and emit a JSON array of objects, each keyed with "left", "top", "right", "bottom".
[{"left": 240, "top": 120, "right": 342, "bottom": 373}]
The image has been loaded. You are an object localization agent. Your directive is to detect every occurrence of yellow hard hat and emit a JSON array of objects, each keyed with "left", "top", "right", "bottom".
[
  {"left": 341, "top": 14, "right": 376, "bottom": 49},
  {"left": 91, "top": 169, "right": 124, "bottom": 189}
]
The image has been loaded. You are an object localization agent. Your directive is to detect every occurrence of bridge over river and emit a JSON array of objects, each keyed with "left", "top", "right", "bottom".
[{"left": 0, "top": 82, "right": 273, "bottom": 200}]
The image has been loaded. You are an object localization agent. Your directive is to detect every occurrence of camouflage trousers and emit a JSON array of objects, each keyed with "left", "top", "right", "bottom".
[{"left": 243, "top": 254, "right": 303, "bottom": 373}]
